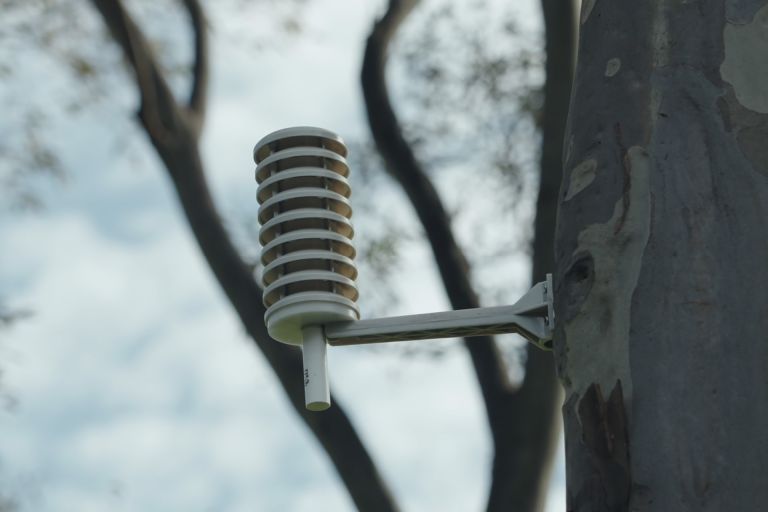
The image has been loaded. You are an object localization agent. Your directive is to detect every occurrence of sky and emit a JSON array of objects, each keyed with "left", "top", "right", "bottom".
[{"left": 0, "top": 0, "right": 565, "bottom": 510}]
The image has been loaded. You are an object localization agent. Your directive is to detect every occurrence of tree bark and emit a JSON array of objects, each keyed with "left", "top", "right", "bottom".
[
  {"left": 555, "top": 1, "right": 768, "bottom": 510},
  {"left": 89, "top": 1, "right": 398, "bottom": 510},
  {"left": 362, "top": 1, "right": 574, "bottom": 509}
]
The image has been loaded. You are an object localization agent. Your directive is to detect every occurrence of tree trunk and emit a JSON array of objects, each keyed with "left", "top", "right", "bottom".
[{"left": 554, "top": 1, "right": 768, "bottom": 511}]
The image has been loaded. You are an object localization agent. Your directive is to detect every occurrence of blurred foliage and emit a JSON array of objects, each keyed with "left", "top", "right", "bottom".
[
  {"left": 0, "top": 0, "right": 308, "bottom": 209},
  {"left": 0, "top": 109, "right": 64, "bottom": 211},
  {"left": 0, "top": 300, "right": 32, "bottom": 331},
  {"left": 348, "top": 0, "right": 545, "bottom": 362},
  {"left": 394, "top": 2, "right": 544, "bottom": 174},
  {"left": 342, "top": 138, "right": 411, "bottom": 318},
  {"left": 357, "top": 0, "right": 544, "bottom": 308},
  {"left": 0, "top": 299, "right": 23, "bottom": 506},
  {"left": 0, "top": 0, "right": 543, "bottom": 368},
  {"left": 390, "top": 0, "right": 544, "bottom": 256}
]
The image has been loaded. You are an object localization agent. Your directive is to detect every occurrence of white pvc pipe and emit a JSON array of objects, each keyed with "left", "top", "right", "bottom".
[{"left": 301, "top": 325, "right": 330, "bottom": 411}]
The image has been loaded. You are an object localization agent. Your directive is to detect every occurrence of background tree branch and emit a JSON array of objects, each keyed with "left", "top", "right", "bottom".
[
  {"left": 482, "top": 0, "right": 577, "bottom": 509},
  {"left": 361, "top": 0, "right": 574, "bottom": 509},
  {"left": 89, "top": 1, "right": 398, "bottom": 510},
  {"left": 181, "top": 0, "right": 207, "bottom": 132}
]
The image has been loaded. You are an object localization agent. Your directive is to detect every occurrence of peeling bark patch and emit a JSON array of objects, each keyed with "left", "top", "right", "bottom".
[
  {"left": 563, "top": 252, "right": 595, "bottom": 323},
  {"left": 573, "top": 381, "right": 631, "bottom": 511},
  {"left": 605, "top": 58, "right": 621, "bottom": 77},
  {"left": 581, "top": 0, "right": 597, "bottom": 24},
  {"left": 721, "top": 4, "right": 768, "bottom": 114},
  {"left": 737, "top": 124, "right": 768, "bottom": 175},
  {"left": 562, "top": 147, "right": 652, "bottom": 402},
  {"left": 566, "top": 135, "right": 575, "bottom": 167},
  {"left": 726, "top": 0, "right": 767, "bottom": 24},
  {"left": 565, "top": 159, "right": 598, "bottom": 201}
]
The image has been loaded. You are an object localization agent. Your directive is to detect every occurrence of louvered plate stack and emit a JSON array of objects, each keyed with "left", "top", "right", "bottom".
[{"left": 253, "top": 127, "right": 360, "bottom": 346}]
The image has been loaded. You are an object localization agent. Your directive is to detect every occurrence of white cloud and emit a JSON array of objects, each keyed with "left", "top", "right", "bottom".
[{"left": 0, "top": 210, "right": 353, "bottom": 511}]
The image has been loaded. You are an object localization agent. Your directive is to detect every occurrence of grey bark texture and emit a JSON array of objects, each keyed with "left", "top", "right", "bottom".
[
  {"left": 555, "top": 1, "right": 768, "bottom": 511},
  {"left": 362, "top": 0, "right": 575, "bottom": 510}
]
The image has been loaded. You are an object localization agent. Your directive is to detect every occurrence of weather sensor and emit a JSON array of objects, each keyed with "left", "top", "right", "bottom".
[{"left": 253, "top": 127, "right": 554, "bottom": 411}]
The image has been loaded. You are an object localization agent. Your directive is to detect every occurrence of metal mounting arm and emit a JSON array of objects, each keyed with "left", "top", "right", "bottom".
[
  {"left": 298, "top": 275, "right": 554, "bottom": 410},
  {"left": 323, "top": 274, "right": 555, "bottom": 351},
  {"left": 253, "top": 128, "right": 557, "bottom": 410}
]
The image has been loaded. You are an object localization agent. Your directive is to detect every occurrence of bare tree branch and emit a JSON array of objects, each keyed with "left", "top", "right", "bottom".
[
  {"left": 482, "top": 0, "right": 578, "bottom": 510},
  {"left": 89, "top": 0, "right": 179, "bottom": 142},
  {"left": 362, "top": 0, "right": 511, "bottom": 388},
  {"left": 361, "top": 0, "right": 571, "bottom": 510},
  {"left": 89, "top": 1, "right": 398, "bottom": 510},
  {"left": 534, "top": 0, "right": 576, "bottom": 351},
  {"left": 181, "top": 0, "right": 208, "bottom": 134}
]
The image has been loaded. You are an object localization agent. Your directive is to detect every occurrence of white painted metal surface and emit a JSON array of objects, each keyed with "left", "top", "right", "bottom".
[
  {"left": 254, "top": 127, "right": 360, "bottom": 410},
  {"left": 253, "top": 127, "right": 360, "bottom": 347},
  {"left": 301, "top": 325, "right": 330, "bottom": 411},
  {"left": 325, "top": 275, "right": 554, "bottom": 350},
  {"left": 254, "top": 127, "right": 555, "bottom": 410}
]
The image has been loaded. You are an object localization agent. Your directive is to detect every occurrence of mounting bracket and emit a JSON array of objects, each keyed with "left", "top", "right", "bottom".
[
  {"left": 324, "top": 273, "right": 554, "bottom": 351},
  {"left": 253, "top": 127, "right": 556, "bottom": 410}
]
